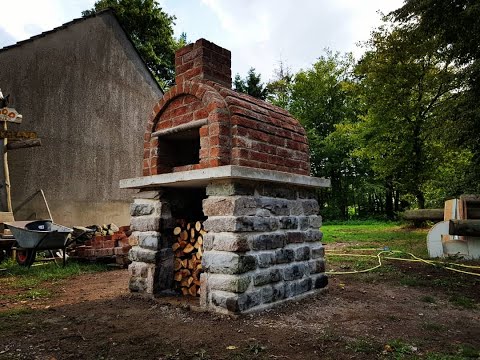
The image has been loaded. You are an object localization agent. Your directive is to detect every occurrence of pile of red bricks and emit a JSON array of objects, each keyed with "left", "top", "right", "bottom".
[{"left": 70, "top": 225, "right": 132, "bottom": 266}]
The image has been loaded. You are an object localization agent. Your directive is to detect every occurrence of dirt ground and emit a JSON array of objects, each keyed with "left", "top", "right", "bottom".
[{"left": 1, "top": 263, "right": 479, "bottom": 360}]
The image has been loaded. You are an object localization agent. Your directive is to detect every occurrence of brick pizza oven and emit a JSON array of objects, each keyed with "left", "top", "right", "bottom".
[{"left": 120, "top": 39, "right": 330, "bottom": 314}]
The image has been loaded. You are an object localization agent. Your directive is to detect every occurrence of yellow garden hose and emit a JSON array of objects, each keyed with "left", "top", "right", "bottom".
[{"left": 325, "top": 248, "right": 480, "bottom": 276}]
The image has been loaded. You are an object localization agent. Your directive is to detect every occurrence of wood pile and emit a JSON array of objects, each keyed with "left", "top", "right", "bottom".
[{"left": 173, "top": 220, "right": 206, "bottom": 297}]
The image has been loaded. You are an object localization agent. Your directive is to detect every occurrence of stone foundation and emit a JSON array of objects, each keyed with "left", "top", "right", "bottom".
[
  {"left": 200, "top": 180, "right": 327, "bottom": 314},
  {"left": 126, "top": 178, "right": 327, "bottom": 314},
  {"left": 127, "top": 190, "right": 174, "bottom": 295}
]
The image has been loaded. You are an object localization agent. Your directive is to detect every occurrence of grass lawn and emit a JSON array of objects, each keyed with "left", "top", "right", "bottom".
[
  {"left": 322, "top": 220, "right": 429, "bottom": 256},
  {"left": 0, "top": 259, "right": 108, "bottom": 304},
  {"left": 321, "top": 220, "right": 480, "bottom": 309}
]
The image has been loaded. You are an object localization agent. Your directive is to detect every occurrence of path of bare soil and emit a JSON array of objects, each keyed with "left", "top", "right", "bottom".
[{"left": 1, "top": 267, "right": 479, "bottom": 360}]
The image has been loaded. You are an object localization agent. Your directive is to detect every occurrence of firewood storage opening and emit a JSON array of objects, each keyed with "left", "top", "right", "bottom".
[
  {"left": 121, "top": 38, "right": 331, "bottom": 314},
  {"left": 168, "top": 188, "right": 207, "bottom": 297}
]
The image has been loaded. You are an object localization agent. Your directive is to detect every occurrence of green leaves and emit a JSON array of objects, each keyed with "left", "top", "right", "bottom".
[{"left": 233, "top": 68, "right": 269, "bottom": 100}]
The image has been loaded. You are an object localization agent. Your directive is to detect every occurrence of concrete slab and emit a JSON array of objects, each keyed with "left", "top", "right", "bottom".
[{"left": 120, "top": 165, "right": 330, "bottom": 190}]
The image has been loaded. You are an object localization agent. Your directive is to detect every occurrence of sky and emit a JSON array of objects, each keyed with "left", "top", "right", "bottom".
[{"left": 0, "top": 0, "right": 404, "bottom": 82}]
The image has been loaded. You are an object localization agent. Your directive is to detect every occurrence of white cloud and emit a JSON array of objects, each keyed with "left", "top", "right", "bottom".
[
  {"left": 0, "top": 0, "right": 405, "bottom": 83},
  {"left": 196, "top": 0, "right": 404, "bottom": 80},
  {"left": 0, "top": 0, "right": 96, "bottom": 47}
]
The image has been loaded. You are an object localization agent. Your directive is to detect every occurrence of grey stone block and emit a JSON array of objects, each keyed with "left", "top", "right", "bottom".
[
  {"left": 248, "top": 232, "right": 286, "bottom": 251},
  {"left": 298, "top": 217, "right": 310, "bottom": 230},
  {"left": 136, "top": 231, "right": 164, "bottom": 250},
  {"left": 297, "top": 277, "right": 312, "bottom": 294},
  {"left": 308, "top": 259, "right": 326, "bottom": 274},
  {"left": 302, "top": 200, "right": 320, "bottom": 215},
  {"left": 294, "top": 246, "right": 311, "bottom": 261},
  {"left": 258, "top": 185, "right": 296, "bottom": 200},
  {"left": 256, "top": 252, "right": 276, "bottom": 268},
  {"left": 206, "top": 181, "right": 255, "bottom": 196},
  {"left": 255, "top": 209, "right": 271, "bottom": 217},
  {"left": 128, "top": 247, "right": 159, "bottom": 263},
  {"left": 129, "top": 277, "right": 147, "bottom": 292},
  {"left": 275, "top": 248, "right": 295, "bottom": 264},
  {"left": 272, "top": 282, "right": 286, "bottom": 301},
  {"left": 311, "top": 244, "right": 325, "bottom": 259},
  {"left": 297, "top": 188, "right": 316, "bottom": 199},
  {"left": 261, "top": 285, "right": 274, "bottom": 303},
  {"left": 128, "top": 261, "right": 153, "bottom": 278},
  {"left": 279, "top": 216, "right": 299, "bottom": 230},
  {"left": 203, "top": 233, "right": 214, "bottom": 251},
  {"left": 289, "top": 201, "right": 304, "bottom": 216},
  {"left": 207, "top": 274, "right": 251, "bottom": 293},
  {"left": 312, "top": 273, "right": 328, "bottom": 289},
  {"left": 283, "top": 263, "right": 305, "bottom": 281},
  {"left": 253, "top": 217, "right": 280, "bottom": 231},
  {"left": 211, "top": 290, "right": 234, "bottom": 309},
  {"left": 285, "top": 278, "right": 311, "bottom": 297},
  {"left": 286, "top": 231, "right": 306, "bottom": 244},
  {"left": 211, "top": 290, "right": 262, "bottom": 313},
  {"left": 309, "top": 215, "right": 323, "bottom": 229},
  {"left": 204, "top": 216, "right": 276, "bottom": 232},
  {"left": 202, "top": 196, "right": 257, "bottom": 216},
  {"left": 130, "top": 203, "right": 155, "bottom": 216},
  {"left": 130, "top": 216, "right": 161, "bottom": 232},
  {"left": 256, "top": 197, "right": 290, "bottom": 216},
  {"left": 233, "top": 291, "right": 261, "bottom": 312},
  {"left": 203, "top": 251, "right": 257, "bottom": 274},
  {"left": 204, "top": 233, "right": 250, "bottom": 252},
  {"left": 253, "top": 268, "right": 282, "bottom": 286},
  {"left": 305, "top": 229, "right": 323, "bottom": 242}
]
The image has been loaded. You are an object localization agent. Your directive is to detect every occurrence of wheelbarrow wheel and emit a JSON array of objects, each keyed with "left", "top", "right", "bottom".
[{"left": 16, "top": 249, "right": 36, "bottom": 267}]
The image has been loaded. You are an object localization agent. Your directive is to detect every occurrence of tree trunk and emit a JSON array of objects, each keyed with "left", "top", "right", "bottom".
[
  {"left": 416, "top": 191, "right": 426, "bottom": 209},
  {"left": 385, "top": 178, "right": 394, "bottom": 219},
  {"left": 394, "top": 189, "right": 400, "bottom": 213}
]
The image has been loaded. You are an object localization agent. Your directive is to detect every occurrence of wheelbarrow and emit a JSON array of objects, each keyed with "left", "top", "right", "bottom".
[{"left": 5, "top": 220, "right": 74, "bottom": 267}]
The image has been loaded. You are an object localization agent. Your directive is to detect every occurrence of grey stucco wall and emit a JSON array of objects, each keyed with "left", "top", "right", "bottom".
[{"left": 0, "top": 12, "right": 163, "bottom": 226}]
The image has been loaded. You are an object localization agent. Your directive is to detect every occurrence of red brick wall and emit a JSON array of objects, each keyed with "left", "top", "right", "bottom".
[
  {"left": 175, "top": 39, "right": 231, "bottom": 88},
  {"left": 225, "top": 92, "right": 310, "bottom": 175},
  {"left": 155, "top": 95, "right": 204, "bottom": 132},
  {"left": 143, "top": 39, "right": 311, "bottom": 177}
]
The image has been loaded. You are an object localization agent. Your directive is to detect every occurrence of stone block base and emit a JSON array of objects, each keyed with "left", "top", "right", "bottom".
[{"left": 126, "top": 180, "right": 327, "bottom": 314}]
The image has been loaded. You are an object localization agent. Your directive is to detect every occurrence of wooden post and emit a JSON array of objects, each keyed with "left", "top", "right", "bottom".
[
  {"left": 449, "top": 220, "right": 480, "bottom": 237},
  {"left": 3, "top": 121, "right": 11, "bottom": 212}
]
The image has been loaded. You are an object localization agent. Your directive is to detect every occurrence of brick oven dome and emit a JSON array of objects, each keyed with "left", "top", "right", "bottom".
[{"left": 143, "top": 39, "right": 310, "bottom": 177}]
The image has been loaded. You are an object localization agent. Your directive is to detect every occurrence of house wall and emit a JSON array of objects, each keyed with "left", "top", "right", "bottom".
[{"left": 0, "top": 12, "right": 163, "bottom": 227}]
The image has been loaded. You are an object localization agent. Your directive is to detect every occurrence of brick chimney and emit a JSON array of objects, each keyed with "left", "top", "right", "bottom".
[{"left": 175, "top": 38, "right": 232, "bottom": 88}]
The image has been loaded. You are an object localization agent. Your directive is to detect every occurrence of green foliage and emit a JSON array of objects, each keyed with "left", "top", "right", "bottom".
[
  {"left": 82, "top": 0, "right": 185, "bottom": 88},
  {"left": 233, "top": 68, "right": 269, "bottom": 100},
  {"left": 266, "top": 61, "right": 293, "bottom": 109},
  {"left": 391, "top": 0, "right": 480, "bottom": 194},
  {"left": 354, "top": 21, "right": 461, "bottom": 209},
  {"left": 0, "top": 260, "right": 108, "bottom": 289}
]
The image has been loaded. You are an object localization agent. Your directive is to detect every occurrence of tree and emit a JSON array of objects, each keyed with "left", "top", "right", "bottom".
[
  {"left": 355, "top": 22, "right": 460, "bottom": 209},
  {"left": 288, "top": 52, "right": 367, "bottom": 219},
  {"left": 266, "top": 61, "right": 294, "bottom": 109},
  {"left": 83, "top": 0, "right": 184, "bottom": 88},
  {"left": 391, "top": 0, "right": 480, "bottom": 193},
  {"left": 233, "top": 68, "right": 269, "bottom": 100}
]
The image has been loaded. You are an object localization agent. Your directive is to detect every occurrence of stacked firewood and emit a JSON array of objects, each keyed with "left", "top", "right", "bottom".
[{"left": 172, "top": 220, "right": 206, "bottom": 297}]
